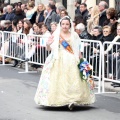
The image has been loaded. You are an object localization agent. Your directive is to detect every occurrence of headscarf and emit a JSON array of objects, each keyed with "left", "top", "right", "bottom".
[{"left": 50, "top": 16, "right": 81, "bottom": 62}]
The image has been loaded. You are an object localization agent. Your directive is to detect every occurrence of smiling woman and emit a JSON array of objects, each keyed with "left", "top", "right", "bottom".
[
  {"left": 103, "top": 25, "right": 111, "bottom": 36},
  {"left": 34, "top": 16, "right": 95, "bottom": 110}
]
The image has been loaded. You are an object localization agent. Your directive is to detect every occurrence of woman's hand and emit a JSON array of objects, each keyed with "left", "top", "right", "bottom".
[
  {"left": 93, "top": 48, "right": 99, "bottom": 53},
  {"left": 46, "top": 35, "right": 54, "bottom": 46},
  {"left": 46, "top": 35, "right": 54, "bottom": 51},
  {"left": 113, "top": 52, "right": 120, "bottom": 57}
]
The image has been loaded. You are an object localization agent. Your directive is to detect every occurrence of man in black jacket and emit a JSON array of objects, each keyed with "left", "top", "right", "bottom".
[
  {"left": 98, "top": 1, "right": 108, "bottom": 26},
  {"left": 79, "top": 3, "right": 88, "bottom": 25},
  {"left": 44, "top": 4, "right": 58, "bottom": 31},
  {"left": 48, "top": 0, "right": 56, "bottom": 12},
  {"left": 74, "top": 0, "right": 81, "bottom": 16},
  {"left": 0, "top": 7, "right": 7, "bottom": 20}
]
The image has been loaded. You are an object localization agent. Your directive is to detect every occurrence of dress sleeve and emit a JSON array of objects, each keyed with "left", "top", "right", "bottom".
[{"left": 72, "top": 32, "right": 81, "bottom": 61}]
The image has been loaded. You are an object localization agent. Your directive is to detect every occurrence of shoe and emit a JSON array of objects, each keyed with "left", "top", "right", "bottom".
[
  {"left": 111, "top": 82, "right": 120, "bottom": 87},
  {"left": 108, "top": 74, "right": 113, "bottom": 79},
  {"left": 11, "top": 60, "right": 19, "bottom": 67},
  {"left": 25, "top": 58, "right": 29, "bottom": 62},
  {"left": 5, "top": 58, "right": 11, "bottom": 63},
  {"left": 0, "top": 56, "right": 2, "bottom": 61},
  {"left": 68, "top": 103, "right": 74, "bottom": 110}
]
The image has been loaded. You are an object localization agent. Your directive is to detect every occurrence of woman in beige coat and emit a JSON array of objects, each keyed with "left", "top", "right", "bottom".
[{"left": 87, "top": 6, "right": 100, "bottom": 35}]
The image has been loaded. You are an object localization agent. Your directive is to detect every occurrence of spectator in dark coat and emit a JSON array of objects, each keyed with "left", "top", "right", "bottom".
[
  {"left": 106, "top": 8, "right": 118, "bottom": 36},
  {"left": 14, "top": 8, "right": 25, "bottom": 21},
  {"left": 56, "top": 5, "right": 65, "bottom": 23},
  {"left": 0, "top": 7, "right": 7, "bottom": 20},
  {"left": 89, "top": 25, "right": 103, "bottom": 75},
  {"left": 74, "top": 0, "right": 81, "bottom": 15},
  {"left": 4, "top": 20, "right": 12, "bottom": 31},
  {"left": 92, "top": 26, "right": 103, "bottom": 43},
  {"left": 98, "top": 1, "right": 108, "bottom": 26},
  {"left": 5, "top": 5, "right": 15, "bottom": 21},
  {"left": 30, "top": 3, "right": 45, "bottom": 24},
  {"left": 102, "top": 26, "right": 114, "bottom": 41},
  {"left": 74, "top": 14, "right": 84, "bottom": 25},
  {"left": 48, "top": 0, "right": 56, "bottom": 12},
  {"left": 79, "top": 3, "right": 89, "bottom": 25},
  {"left": 75, "top": 23, "right": 91, "bottom": 39},
  {"left": 44, "top": 4, "right": 58, "bottom": 31}
]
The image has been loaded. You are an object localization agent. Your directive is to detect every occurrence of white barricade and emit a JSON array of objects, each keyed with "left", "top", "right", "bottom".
[
  {"left": 0, "top": 31, "right": 4, "bottom": 65},
  {"left": 81, "top": 39, "right": 102, "bottom": 93},
  {"left": 26, "top": 34, "right": 50, "bottom": 70},
  {"left": 102, "top": 41, "right": 120, "bottom": 93},
  {"left": 3, "top": 31, "right": 28, "bottom": 72},
  {"left": 0, "top": 31, "right": 103, "bottom": 92}
]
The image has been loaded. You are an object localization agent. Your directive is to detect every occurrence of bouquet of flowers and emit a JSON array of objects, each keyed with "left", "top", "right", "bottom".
[
  {"left": 78, "top": 58, "right": 92, "bottom": 80},
  {"left": 78, "top": 58, "right": 94, "bottom": 89}
]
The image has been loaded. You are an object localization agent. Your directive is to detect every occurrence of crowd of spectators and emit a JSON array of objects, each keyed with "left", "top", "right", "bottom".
[{"left": 0, "top": 0, "right": 120, "bottom": 85}]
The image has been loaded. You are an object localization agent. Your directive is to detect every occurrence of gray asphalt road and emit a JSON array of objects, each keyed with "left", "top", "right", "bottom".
[{"left": 0, "top": 65, "right": 120, "bottom": 120}]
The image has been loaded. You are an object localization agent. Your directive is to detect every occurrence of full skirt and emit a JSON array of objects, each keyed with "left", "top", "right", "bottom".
[{"left": 34, "top": 48, "right": 95, "bottom": 106}]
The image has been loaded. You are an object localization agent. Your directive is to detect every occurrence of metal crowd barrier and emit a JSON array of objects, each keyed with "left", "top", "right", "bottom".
[
  {"left": 3, "top": 31, "right": 27, "bottom": 60},
  {"left": 26, "top": 34, "right": 50, "bottom": 68},
  {"left": 0, "top": 31, "right": 4, "bottom": 65},
  {"left": 102, "top": 41, "right": 120, "bottom": 93},
  {"left": 1, "top": 31, "right": 28, "bottom": 72},
  {"left": 0, "top": 31, "right": 103, "bottom": 93},
  {"left": 81, "top": 39, "right": 102, "bottom": 93},
  {"left": 0, "top": 31, "right": 50, "bottom": 73},
  {"left": 3, "top": 31, "right": 120, "bottom": 94}
]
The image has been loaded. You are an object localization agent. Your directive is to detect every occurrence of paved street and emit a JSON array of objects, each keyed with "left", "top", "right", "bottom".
[{"left": 0, "top": 65, "right": 120, "bottom": 120}]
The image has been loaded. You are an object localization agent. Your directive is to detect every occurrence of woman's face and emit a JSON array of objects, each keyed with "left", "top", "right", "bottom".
[
  {"left": 103, "top": 28, "right": 111, "bottom": 36},
  {"left": 51, "top": 24, "right": 57, "bottom": 32},
  {"left": 18, "top": 21, "right": 23, "bottom": 28},
  {"left": 24, "top": 9, "right": 27, "bottom": 13},
  {"left": 93, "top": 29, "right": 100, "bottom": 36},
  {"left": 24, "top": 22, "right": 28, "bottom": 29},
  {"left": 61, "top": 19, "right": 70, "bottom": 32},
  {"left": 60, "top": 11, "right": 66, "bottom": 18},
  {"left": 33, "top": 24, "right": 39, "bottom": 32},
  {"left": 117, "top": 26, "right": 120, "bottom": 36},
  {"left": 41, "top": 25, "right": 47, "bottom": 33},
  {"left": 17, "top": 24, "right": 20, "bottom": 30},
  {"left": 38, "top": 5, "right": 43, "bottom": 12},
  {"left": 106, "top": 13, "right": 110, "bottom": 19}
]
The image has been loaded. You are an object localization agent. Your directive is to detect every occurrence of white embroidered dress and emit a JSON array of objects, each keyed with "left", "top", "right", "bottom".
[{"left": 34, "top": 16, "right": 95, "bottom": 106}]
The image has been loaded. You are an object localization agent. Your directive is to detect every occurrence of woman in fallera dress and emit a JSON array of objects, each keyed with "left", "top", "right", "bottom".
[{"left": 34, "top": 16, "right": 95, "bottom": 110}]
